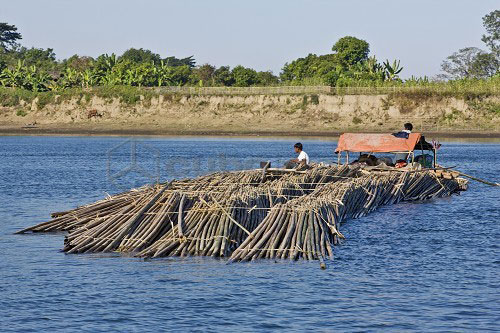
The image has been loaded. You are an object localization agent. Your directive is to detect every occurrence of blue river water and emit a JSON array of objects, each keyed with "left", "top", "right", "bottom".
[{"left": 0, "top": 136, "right": 499, "bottom": 332}]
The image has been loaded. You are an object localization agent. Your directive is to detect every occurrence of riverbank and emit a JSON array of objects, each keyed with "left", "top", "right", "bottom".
[{"left": 1, "top": 87, "right": 499, "bottom": 138}]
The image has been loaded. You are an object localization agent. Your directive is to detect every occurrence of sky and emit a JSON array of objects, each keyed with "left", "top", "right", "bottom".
[{"left": 2, "top": 0, "right": 498, "bottom": 79}]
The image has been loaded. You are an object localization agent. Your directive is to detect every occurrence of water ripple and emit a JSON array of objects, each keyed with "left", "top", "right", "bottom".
[{"left": 0, "top": 137, "right": 498, "bottom": 332}]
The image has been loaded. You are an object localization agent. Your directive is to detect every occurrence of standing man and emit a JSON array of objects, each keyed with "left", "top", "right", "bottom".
[{"left": 284, "top": 142, "right": 309, "bottom": 169}]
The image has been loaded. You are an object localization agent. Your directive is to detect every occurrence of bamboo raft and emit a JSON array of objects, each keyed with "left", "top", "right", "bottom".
[{"left": 17, "top": 165, "right": 468, "bottom": 265}]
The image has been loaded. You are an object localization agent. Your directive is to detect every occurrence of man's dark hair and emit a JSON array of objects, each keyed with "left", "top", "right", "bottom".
[
  {"left": 404, "top": 123, "right": 413, "bottom": 131},
  {"left": 294, "top": 142, "right": 303, "bottom": 150}
]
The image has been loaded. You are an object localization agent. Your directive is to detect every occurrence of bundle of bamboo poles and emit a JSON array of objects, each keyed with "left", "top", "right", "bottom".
[
  {"left": 17, "top": 165, "right": 466, "bottom": 263},
  {"left": 229, "top": 171, "right": 464, "bottom": 262},
  {"left": 60, "top": 165, "right": 360, "bottom": 255},
  {"left": 229, "top": 174, "right": 395, "bottom": 262},
  {"left": 17, "top": 165, "right": 359, "bottom": 234}
]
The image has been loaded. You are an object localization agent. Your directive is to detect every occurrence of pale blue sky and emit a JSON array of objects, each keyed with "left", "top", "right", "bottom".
[{"left": 2, "top": 0, "right": 498, "bottom": 78}]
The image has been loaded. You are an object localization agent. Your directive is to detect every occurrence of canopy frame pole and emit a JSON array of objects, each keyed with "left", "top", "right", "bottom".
[{"left": 420, "top": 141, "right": 425, "bottom": 166}]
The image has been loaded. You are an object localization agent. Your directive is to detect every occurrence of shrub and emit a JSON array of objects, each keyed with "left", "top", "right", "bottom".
[{"left": 310, "top": 94, "right": 319, "bottom": 105}]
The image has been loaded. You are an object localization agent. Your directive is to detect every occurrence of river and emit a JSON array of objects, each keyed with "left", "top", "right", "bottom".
[{"left": 0, "top": 136, "right": 498, "bottom": 332}]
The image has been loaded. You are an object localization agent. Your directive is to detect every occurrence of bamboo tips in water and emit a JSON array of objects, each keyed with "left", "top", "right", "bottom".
[{"left": 17, "top": 165, "right": 467, "bottom": 265}]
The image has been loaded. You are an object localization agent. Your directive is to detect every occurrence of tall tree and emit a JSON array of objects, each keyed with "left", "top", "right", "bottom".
[
  {"left": 232, "top": 65, "right": 258, "bottom": 87},
  {"left": 16, "top": 47, "right": 56, "bottom": 68},
  {"left": 213, "top": 66, "right": 235, "bottom": 86},
  {"left": 481, "top": 10, "right": 500, "bottom": 58},
  {"left": 332, "top": 36, "right": 370, "bottom": 67},
  {"left": 120, "top": 48, "right": 161, "bottom": 64},
  {"left": 441, "top": 10, "right": 500, "bottom": 79},
  {"left": 0, "top": 23, "right": 22, "bottom": 50},
  {"left": 256, "top": 71, "right": 279, "bottom": 85},
  {"left": 194, "top": 63, "right": 216, "bottom": 85},
  {"left": 64, "top": 54, "right": 94, "bottom": 72},
  {"left": 164, "top": 55, "right": 196, "bottom": 68},
  {"left": 441, "top": 47, "right": 498, "bottom": 79}
]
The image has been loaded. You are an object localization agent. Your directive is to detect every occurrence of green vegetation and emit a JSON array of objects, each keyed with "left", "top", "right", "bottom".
[
  {"left": 352, "top": 116, "right": 362, "bottom": 125},
  {"left": 385, "top": 76, "right": 499, "bottom": 100},
  {"left": 0, "top": 10, "right": 498, "bottom": 95},
  {"left": 1, "top": 76, "right": 498, "bottom": 110},
  {"left": 487, "top": 103, "right": 500, "bottom": 115},
  {"left": 0, "top": 85, "right": 173, "bottom": 107},
  {"left": 15, "top": 109, "right": 27, "bottom": 117},
  {"left": 310, "top": 94, "right": 319, "bottom": 105}
]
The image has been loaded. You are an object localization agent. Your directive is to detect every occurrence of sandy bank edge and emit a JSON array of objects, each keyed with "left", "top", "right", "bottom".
[{"left": 1, "top": 125, "right": 499, "bottom": 139}]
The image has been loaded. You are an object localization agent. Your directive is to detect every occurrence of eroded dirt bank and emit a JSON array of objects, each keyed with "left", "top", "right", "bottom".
[{"left": 1, "top": 93, "right": 499, "bottom": 136}]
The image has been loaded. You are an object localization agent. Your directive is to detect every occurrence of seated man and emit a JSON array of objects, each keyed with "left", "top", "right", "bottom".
[
  {"left": 393, "top": 122, "right": 413, "bottom": 139},
  {"left": 393, "top": 122, "right": 413, "bottom": 163},
  {"left": 284, "top": 142, "right": 309, "bottom": 169}
]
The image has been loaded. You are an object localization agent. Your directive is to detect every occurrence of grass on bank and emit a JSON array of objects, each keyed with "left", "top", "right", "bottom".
[
  {"left": 0, "top": 86, "right": 162, "bottom": 108},
  {"left": 0, "top": 77, "right": 498, "bottom": 109}
]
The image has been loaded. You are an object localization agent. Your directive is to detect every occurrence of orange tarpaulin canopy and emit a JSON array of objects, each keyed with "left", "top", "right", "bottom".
[{"left": 335, "top": 133, "right": 422, "bottom": 153}]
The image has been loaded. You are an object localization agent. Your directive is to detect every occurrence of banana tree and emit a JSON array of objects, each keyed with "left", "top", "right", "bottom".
[
  {"left": 31, "top": 71, "right": 51, "bottom": 92},
  {"left": 124, "top": 68, "right": 139, "bottom": 86},
  {"left": 98, "top": 64, "right": 123, "bottom": 86},
  {"left": 92, "top": 53, "right": 119, "bottom": 85},
  {"left": 0, "top": 70, "right": 6, "bottom": 87},
  {"left": 406, "top": 75, "right": 429, "bottom": 85},
  {"left": 0, "top": 68, "right": 17, "bottom": 87},
  {"left": 100, "top": 72, "right": 121, "bottom": 86},
  {"left": 103, "top": 53, "right": 117, "bottom": 71},
  {"left": 59, "top": 67, "right": 80, "bottom": 88},
  {"left": 364, "top": 56, "right": 383, "bottom": 74},
  {"left": 383, "top": 59, "right": 403, "bottom": 81},
  {"left": 80, "top": 69, "right": 99, "bottom": 88},
  {"left": 154, "top": 60, "right": 174, "bottom": 86},
  {"left": 19, "top": 64, "right": 51, "bottom": 91},
  {"left": 121, "top": 64, "right": 148, "bottom": 86},
  {"left": 1, "top": 60, "right": 24, "bottom": 87},
  {"left": 22, "top": 65, "right": 37, "bottom": 90}
]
